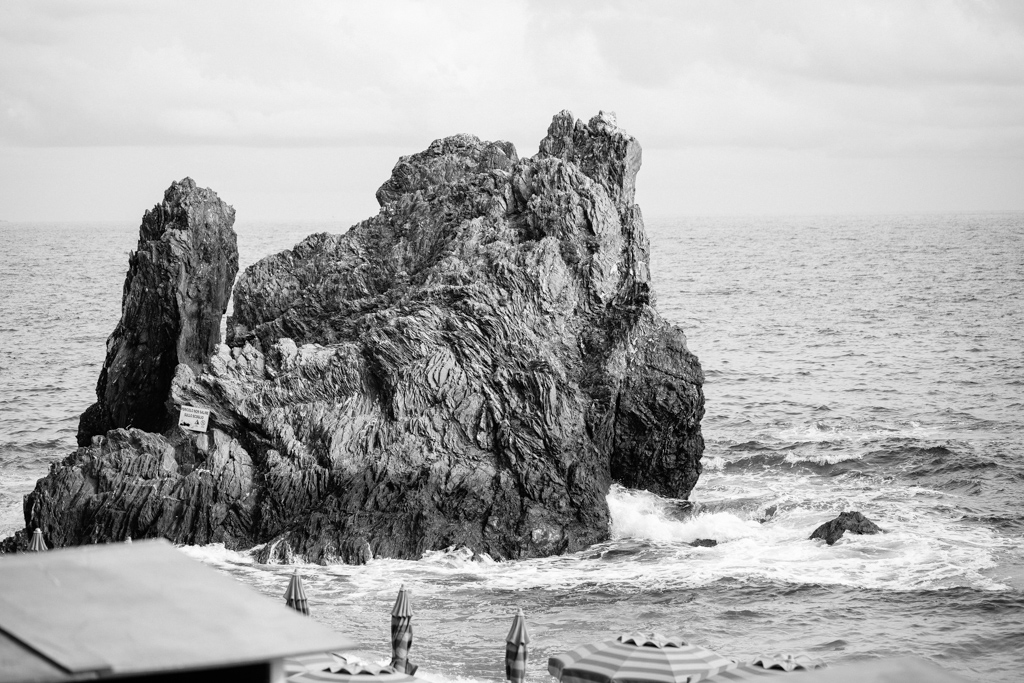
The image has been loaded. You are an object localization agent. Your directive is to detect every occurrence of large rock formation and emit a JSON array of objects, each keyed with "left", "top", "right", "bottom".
[
  {"left": 17, "top": 111, "right": 705, "bottom": 563},
  {"left": 77, "top": 178, "right": 238, "bottom": 444}
]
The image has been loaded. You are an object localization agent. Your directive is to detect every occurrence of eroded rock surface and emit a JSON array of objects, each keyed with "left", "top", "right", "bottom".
[
  {"left": 810, "top": 511, "right": 884, "bottom": 545},
  {"left": 76, "top": 179, "right": 238, "bottom": 444},
  {"left": 18, "top": 112, "right": 705, "bottom": 563}
]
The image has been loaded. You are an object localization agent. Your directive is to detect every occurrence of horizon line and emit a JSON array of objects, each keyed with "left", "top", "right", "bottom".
[{"left": 3, "top": 209, "right": 1024, "bottom": 225}]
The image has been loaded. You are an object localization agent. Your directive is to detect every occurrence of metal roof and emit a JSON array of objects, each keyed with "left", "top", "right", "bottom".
[{"left": 0, "top": 539, "right": 356, "bottom": 681}]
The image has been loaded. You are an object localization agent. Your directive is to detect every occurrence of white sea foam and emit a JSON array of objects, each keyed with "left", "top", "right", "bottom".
[
  {"left": 781, "top": 451, "right": 863, "bottom": 465},
  {"left": 608, "top": 485, "right": 759, "bottom": 544},
  {"left": 178, "top": 475, "right": 1012, "bottom": 599},
  {"left": 773, "top": 421, "right": 936, "bottom": 444},
  {"left": 419, "top": 546, "right": 497, "bottom": 567},
  {"left": 702, "top": 455, "right": 727, "bottom": 471}
]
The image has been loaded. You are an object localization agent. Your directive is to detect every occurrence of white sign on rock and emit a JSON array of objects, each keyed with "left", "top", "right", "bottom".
[{"left": 178, "top": 405, "right": 211, "bottom": 433}]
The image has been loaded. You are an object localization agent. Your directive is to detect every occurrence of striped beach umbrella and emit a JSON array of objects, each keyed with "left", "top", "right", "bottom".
[
  {"left": 390, "top": 585, "right": 418, "bottom": 675},
  {"left": 549, "top": 634, "right": 737, "bottom": 683},
  {"left": 285, "top": 569, "right": 310, "bottom": 615},
  {"left": 505, "top": 608, "right": 530, "bottom": 683},
  {"left": 28, "top": 528, "right": 47, "bottom": 552},
  {"left": 288, "top": 656, "right": 424, "bottom": 683},
  {"left": 702, "top": 654, "right": 826, "bottom": 681}
]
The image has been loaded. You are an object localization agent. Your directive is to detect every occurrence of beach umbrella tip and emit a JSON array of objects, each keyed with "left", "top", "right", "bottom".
[{"left": 29, "top": 528, "right": 48, "bottom": 551}]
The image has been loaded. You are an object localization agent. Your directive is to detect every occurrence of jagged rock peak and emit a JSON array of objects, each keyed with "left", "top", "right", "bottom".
[
  {"left": 375, "top": 134, "right": 519, "bottom": 206},
  {"left": 75, "top": 178, "right": 238, "bottom": 445},
  {"left": 538, "top": 109, "right": 642, "bottom": 215}
]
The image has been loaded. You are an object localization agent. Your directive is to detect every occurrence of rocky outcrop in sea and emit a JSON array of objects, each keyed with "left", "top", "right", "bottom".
[
  {"left": 77, "top": 178, "right": 238, "bottom": 443},
  {"left": 810, "top": 511, "right": 884, "bottom": 545},
  {"left": 13, "top": 111, "right": 705, "bottom": 563}
]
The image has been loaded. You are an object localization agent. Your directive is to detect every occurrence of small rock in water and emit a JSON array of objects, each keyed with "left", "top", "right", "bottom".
[
  {"left": 809, "top": 511, "right": 883, "bottom": 545},
  {"left": 254, "top": 535, "right": 296, "bottom": 565},
  {"left": 758, "top": 504, "right": 778, "bottom": 523},
  {"left": 690, "top": 538, "right": 718, "bottom": 547},
  {"left": 665, "top": 500, "right": 695, "bottom": 520}
]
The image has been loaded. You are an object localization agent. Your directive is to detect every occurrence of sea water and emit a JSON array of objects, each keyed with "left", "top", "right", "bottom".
[{"left": 1, "top": 214, "right": 1022, "bottom": 681}]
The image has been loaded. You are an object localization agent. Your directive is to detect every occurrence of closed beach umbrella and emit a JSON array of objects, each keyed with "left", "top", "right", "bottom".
[
  {"left": 390, "top": 585, "right": 418, "bottom": 675},
  {"left": 702, "top": 654, "right": 826, "bottom": 681},
  {"left": 28, "top": 528, "right": 47, "bottom": 552},
  {"left": 549, "top": 634, "right": 736, "bottom": 683},
  {"left": 288, "top": 657, "right": 425, "bottom": 683},
  {"left": 285, "top": 569, "right": 310, "bottom": 615},
  {"left": 506, "top": 608, "right": 530, "bottom": 683}
]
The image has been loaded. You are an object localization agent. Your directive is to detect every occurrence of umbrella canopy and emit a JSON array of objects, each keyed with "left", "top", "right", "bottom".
[
  {"left": 288, "top": 656, "right": 424, "bottom": 683},
  {"left": 28, "top": 528, "right": 47, "bottom": 552},
  {"left": 390, "top": 585, "right": 418, "bottom": 675},
  {"left": 284, "top": 570, "right": 310, "bottom": 616},
  {"left": 549, "top": 634, "right": 736, "bottom": 683},
  {"left": 506, "top": 608, "right": 530, "bottom": 683},
  {"left": 702, "top": 654, "right": 826, "bottom": 681},
  {"left": 285, "top": 652, "right": 346, "bottom": 677}
]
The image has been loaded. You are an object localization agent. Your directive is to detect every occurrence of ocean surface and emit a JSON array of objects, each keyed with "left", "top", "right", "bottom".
[{"left": 1, "top": 213, "right": 1022, "bottom": 681}]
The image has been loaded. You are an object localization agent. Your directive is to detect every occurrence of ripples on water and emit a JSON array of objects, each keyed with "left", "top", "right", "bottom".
[{"left": 1, "top": 214, "right": 1023, "bottom": 681}]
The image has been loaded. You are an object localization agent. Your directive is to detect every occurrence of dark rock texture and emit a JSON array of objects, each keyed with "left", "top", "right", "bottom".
[
  {"left": 19, "top": 112, "right": 705, "bottom": 563},
  {"left": 27, "top": 427, "right": 255, "bottom": 547},
  {"left": 76, "top": 179, "right": 238, "bottom": 445},
  {"left": 0, "top": 529, "right": 28, "bottom": 554},
  {"left": 809, "top": 511, "right": 884, "bottom": 545}
]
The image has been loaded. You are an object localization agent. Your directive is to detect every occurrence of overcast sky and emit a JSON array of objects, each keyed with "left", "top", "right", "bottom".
[{"left": 2, "top": 0, "right": 1023, "bottom": 222}]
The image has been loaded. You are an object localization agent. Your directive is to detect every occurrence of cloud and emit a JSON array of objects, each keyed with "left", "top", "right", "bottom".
[
  {"left": 528, "top": 0, "right": 1024, "bottom": 155},
  {"left": 0, "top": 0, "right": 1022, "bottom": 161},
  {"left": 0, "top": 1, "right": 536, "bottom": 146}
]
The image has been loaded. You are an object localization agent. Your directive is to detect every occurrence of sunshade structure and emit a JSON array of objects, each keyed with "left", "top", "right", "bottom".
[
  {"left": 288, "top": 656, "right": 424, "bottom": 683},
  {"left": 0, "top": 539, "right": 356, "bottom": 682},
  {"left": 703, "top": 654, "right": 826, "bottom": 681},
  {"left": 389, "top": 585, "right": 418, "bottom": 675},
  {"left": 769, "top": 656, "right": 969, "bottom": 682},
  {"left": 285, "top": 569, "right": 311, "bottom": 615},
  {"left": 285, "top": 652, "right": 345, "bottom": 677},
  {"left": 549, "top": 634, "right": 737, "bottom": 683},
  {"left": 28, "top": 528, "right": 47, "bottom": 551},
  {"left": 506, "top": 608, "right": 530, "bottom": 683}
]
